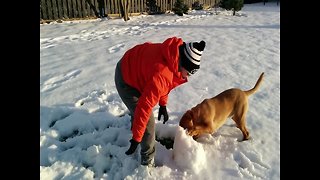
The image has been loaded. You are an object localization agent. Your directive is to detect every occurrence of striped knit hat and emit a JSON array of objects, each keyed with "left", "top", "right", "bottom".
[{"left": 180, "top": 40, "right": 206, "bottom": 75}]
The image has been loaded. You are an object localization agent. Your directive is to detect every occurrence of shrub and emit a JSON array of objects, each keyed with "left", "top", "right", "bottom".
[
  {"left": 220, "top": 0, "right": 244, "bottom": 15},
  {"left": 192, "top": 1, "right": 203, "bottom": 10},
  {"left": 172, "top": 0, "right": 189, "bottom": 16}
]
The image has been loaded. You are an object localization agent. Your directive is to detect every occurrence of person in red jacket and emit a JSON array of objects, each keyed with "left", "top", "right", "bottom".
[{"left": 114, "top": 36, "right": 206, "bottom": 167}]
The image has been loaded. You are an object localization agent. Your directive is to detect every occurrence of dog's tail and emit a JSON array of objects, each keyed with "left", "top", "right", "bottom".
[{"left": 244, "top": 72, "right": 264, "bottom": 96}]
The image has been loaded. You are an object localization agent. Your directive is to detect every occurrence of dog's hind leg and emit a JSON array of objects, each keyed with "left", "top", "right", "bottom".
[
  {"left": 238, "top": 116, "right": 250, "bottom": 141},
  {"left": 232, "top": 110, "right": 250, "bottom": 141}
]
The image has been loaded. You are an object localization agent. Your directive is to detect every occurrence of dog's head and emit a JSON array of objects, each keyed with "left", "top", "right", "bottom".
[{"left": 179, "top": 110, "right": 194, "bottom": 130}]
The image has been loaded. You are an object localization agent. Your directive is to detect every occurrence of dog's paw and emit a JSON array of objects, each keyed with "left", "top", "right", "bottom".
[
  {"left": 187, "top": 130, "right": 196, "bottom": 136},
  {"left": 188, "top": 130, "right": 201, "bottom": 139},
  {"left": 237, "top": 136, "right": 253, "bottom": 142}
]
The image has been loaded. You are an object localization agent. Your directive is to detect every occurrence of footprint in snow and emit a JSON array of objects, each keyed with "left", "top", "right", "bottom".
[
  {"left": 108, "top": 43, "right": 125, "bottom": 54},
  {"left": 41, "top": 69, "right": 81, "bottom": 92}
]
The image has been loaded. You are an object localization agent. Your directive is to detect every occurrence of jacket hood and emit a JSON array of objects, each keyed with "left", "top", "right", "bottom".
[{"left": 161, "top": 37, "right": 184, "bottom": 76}]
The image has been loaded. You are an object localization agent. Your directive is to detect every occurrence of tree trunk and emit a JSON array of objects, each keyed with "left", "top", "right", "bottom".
[
  {"left": 233, "top": 9, "right": 235, "bottom": 16},
  {"left": 120, "top": 0, "right": 130, "bottom": 21}
]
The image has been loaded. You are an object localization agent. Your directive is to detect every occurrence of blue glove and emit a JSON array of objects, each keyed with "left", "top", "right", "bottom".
[{"left": 158, "top": 105, "right": 169, "bottom": 124}]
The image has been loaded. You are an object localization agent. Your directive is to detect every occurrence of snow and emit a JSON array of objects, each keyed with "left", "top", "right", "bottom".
[{"left": 40, "top": 2, "right": 280, "bottom": 180}]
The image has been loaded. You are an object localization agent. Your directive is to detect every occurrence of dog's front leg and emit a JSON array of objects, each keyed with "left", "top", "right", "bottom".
[
  {"left": 187, "top": 129, "right": 199, "bottom": 137},
  {"left": 188, "top": 126, "right": 202, "bottom": 137}
]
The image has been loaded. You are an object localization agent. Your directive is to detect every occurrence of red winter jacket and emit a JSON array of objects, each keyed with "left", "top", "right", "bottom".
[{"left": 121, "top": 37, "right": 187, "bottom": 142}]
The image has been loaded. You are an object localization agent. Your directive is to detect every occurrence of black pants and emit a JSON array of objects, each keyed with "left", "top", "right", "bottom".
[{"left": 114, "top": 60, "right": 155, "bottom": 165}]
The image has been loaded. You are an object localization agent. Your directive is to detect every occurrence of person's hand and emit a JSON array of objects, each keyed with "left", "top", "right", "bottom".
[
  {"left": 158, "top": 105, "right": 169, "bottom": 124},
  {"left": 125, "top": 139, "right": 139, "bottom": 155}
]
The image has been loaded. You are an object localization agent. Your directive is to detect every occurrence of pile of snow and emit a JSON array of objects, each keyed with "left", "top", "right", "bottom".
[{"left": 173, "top": 126, "right": 206, "bottom": 173}]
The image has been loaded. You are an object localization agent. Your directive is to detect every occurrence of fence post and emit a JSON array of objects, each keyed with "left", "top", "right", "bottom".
[
  {"left": 62, "top": 0, "right": 68, "bottom": 18},
  {"left": 56, "top": 0, "right": 63, "bottom": 19},
  {"left": 52, "top": 0, "right": 59, "bottom": 19},
  {"left": 40, "top": 0, "right": 48, "bottom": 20},
  {"left": 81, "top": 0, "right": 88, "bottom": 17}
]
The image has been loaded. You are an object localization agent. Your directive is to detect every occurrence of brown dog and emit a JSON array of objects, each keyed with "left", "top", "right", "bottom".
[{"left": 179, "top": 72, "right": 264, "bottom": 141}]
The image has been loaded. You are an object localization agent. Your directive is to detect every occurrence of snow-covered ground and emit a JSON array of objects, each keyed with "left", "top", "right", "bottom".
[{"left": 40, "top": 2, "right": 280, "bottom": 179}]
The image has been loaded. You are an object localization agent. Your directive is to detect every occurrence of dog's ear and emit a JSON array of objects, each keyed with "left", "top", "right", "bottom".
[
  {"left": 187, "top": 110, "right": 193, "bottom": 117},
  {"left": 185, "top": 110, "right": 193, "bottom": 121},
  {"left": 179, "top": 110, "right": 193, "bottom": 129},
  {"left": 191, "top": 108, "right": 201, "bottom": 121},
  {"left": 185, "top": 110, "right": 194, "bottom": 127}
]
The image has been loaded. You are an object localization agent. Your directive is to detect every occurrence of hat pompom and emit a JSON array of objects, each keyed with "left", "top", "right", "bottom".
[{"left": 193, "top": 40, "right": 206, "bottom": 51}]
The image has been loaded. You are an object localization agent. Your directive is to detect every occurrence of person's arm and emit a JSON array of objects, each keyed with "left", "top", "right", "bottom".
[
  {"left": 131, "top": 74, "right": 169, "bottom": 142},
  {"left": 125, "top": 79, "right": 163, "bottom": 155},
  {"left": 159, "top": 95, "right": 168, "bottom": 106}
]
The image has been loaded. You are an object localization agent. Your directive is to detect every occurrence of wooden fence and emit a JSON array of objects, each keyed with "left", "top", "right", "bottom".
[{"left": 40, "top": 0, "right": 219, "bottom": 21}]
